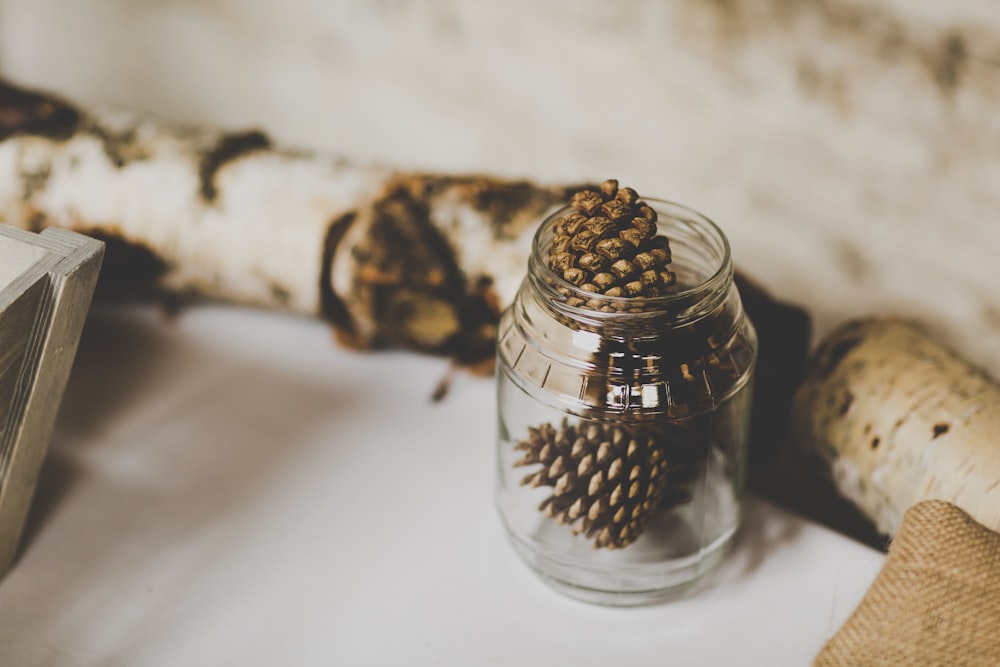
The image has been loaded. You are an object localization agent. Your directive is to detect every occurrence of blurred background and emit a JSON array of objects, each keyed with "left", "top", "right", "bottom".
[{"left": 1, "top": 0, "right": 999, "bottom": 370}]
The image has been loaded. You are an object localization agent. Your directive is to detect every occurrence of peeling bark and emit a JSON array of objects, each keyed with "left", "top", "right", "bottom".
[{"left": 791, "top": 318, "right": 1000, "bottom": 536}]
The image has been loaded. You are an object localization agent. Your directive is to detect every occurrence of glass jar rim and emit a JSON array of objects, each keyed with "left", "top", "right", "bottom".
[{"left": 529, "top": 197, "right": 733, "bottom": 316}]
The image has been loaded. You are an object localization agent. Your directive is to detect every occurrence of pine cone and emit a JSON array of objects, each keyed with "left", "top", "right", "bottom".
[
  {"left": 514, "top": 419, "right": 668, "bottom": 549},
  {"left": 548, "top": 179, "right": 676, "bottom": 300}
]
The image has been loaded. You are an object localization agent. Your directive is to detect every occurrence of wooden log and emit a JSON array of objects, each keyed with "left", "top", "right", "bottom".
[
  {"left": 0, "top": 78, "right": 579, "bottom": 367},
  {"left": 791, "top": 318, "right": 1000, "bottom": 537}
]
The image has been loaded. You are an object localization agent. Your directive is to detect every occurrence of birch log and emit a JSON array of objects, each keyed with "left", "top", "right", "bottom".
[
  {"left": 791, "top": 318, "right": 1000, "bottom": 537},
  {"left": 0, "top": 78, "right": 584, "bottom": 367}
]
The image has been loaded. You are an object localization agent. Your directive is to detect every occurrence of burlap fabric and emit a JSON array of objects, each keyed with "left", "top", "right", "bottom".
[{"left": 814, "top": 500, "right": 1000, "bottom": 666}]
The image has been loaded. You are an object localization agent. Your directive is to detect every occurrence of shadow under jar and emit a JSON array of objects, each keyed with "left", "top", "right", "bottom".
[{"left": 496, "top": 199, "right": 757, "bottom": 606}]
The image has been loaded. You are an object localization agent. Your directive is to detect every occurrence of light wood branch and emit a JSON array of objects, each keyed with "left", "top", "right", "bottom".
[
  {"left": 792, "top": 318, "right": 1000, "bottom": 536},
  {"left": 0, "top": 78, "right": 580, "bottom": 366}
]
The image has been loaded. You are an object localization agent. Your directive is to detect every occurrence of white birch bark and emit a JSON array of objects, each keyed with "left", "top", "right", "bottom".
[
  {"left": 0, "top": 79, "right": 574, "bottom": 362},
  {"left": 791, "top": 318, "right": 1000, "bottom": 536}
]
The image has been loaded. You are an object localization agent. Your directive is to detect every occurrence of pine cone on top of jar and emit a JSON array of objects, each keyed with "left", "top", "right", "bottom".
[{"left": 548, "top": 179, "right": 676, "bottom": 305}]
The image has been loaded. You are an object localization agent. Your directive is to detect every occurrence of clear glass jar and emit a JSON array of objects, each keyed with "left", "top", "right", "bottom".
[{"left": 496, "top": 199, "right": 757, "bottom": 606}]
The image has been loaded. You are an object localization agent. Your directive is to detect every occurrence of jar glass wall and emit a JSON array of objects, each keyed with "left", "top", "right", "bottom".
[{"left": 496, "top": 199, "right": 757, "bottom": 606}]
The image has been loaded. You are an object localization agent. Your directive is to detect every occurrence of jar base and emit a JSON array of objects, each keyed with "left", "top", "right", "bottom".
[{"left": 506, "top": 524, "right": 737, "bottom": 607}]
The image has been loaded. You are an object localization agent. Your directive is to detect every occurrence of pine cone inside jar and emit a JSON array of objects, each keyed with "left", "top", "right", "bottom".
[
  {"left": 548, "top": 179, "right": 676, "bottom": 303},
  {"left": 514, "top": 419, "right": 668, "bottom": 550}
]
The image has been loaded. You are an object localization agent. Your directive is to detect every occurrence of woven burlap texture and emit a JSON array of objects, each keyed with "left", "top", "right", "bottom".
[{"left": 814, "top": 499, "right": 1000, "bottom": 666}]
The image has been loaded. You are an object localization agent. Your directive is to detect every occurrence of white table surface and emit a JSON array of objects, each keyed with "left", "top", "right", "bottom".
[{"left": 0, "top": 303, "right": 884, "bottom": 666}]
